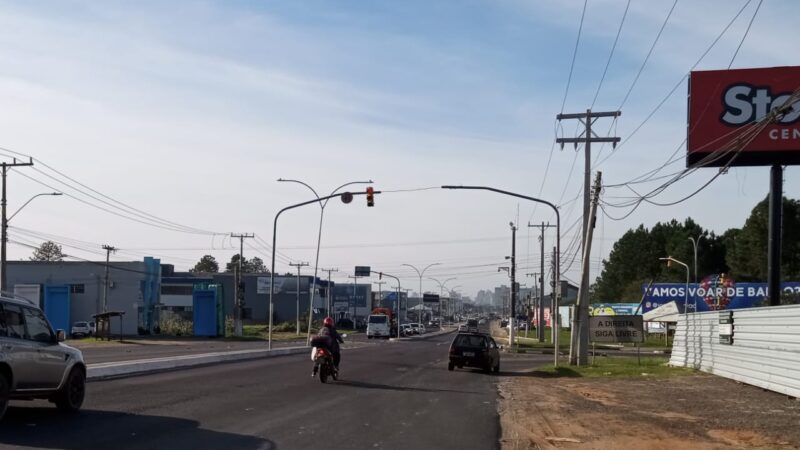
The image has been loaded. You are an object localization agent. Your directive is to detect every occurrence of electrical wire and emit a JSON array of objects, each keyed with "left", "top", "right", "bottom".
[{"left": 728, "top": 0, "right": 763, "bottom": 69}]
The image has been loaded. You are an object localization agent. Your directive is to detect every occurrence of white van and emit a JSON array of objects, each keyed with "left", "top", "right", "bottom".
[{"left": 366, "top": 314, "right": 391, "bottom": 339}]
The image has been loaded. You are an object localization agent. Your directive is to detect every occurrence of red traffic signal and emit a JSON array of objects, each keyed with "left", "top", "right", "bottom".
[{"left": 366, "top": 187, "right": 374, "bottom": 207}]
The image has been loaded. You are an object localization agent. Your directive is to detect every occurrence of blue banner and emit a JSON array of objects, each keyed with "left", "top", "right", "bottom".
[{"left": 642, "top": 281, "right": 800, "bottom": 313}]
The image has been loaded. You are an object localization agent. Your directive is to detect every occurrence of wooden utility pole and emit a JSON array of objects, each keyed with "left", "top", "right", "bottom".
[
  {"left": 1, "top": 157, "right": 34, "bottom": 292},
  {"left": 528, "top": 222, "right": 555, "bottom": 342},
  {"left": 231, "top": 233, "right": 254, "bottom": 337},
  {"left": 102, "top": 244, "right": 117, "bottom": 313},
  {"left": 289, "top": 261, "right": 309, "bottom": 334},
  {"left": 570, "top": 171, "right": 602, "bottom": 366}
]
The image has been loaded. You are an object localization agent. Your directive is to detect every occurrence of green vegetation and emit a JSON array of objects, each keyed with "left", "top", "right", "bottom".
[
  {"left": 594, "top": 196, "right": 800, "bottom": 302},
  {"left": 533, "top": 356, "right": 695, "bottom": 378}
]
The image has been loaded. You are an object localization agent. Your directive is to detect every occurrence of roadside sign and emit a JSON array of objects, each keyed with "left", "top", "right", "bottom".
[
  {"left": 354, "top": 266, "right": 371, "bottom": 277},
  {"left": 589, "top": 315, "right": 644, "bottom": 343},
  {"left": 423, "top": 293, "right": 439, "bottom": 303}
]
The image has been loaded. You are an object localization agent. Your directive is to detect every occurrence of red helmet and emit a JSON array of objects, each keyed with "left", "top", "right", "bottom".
[{"left": 323, "top": 317, "right": 334, "bottom": 327}]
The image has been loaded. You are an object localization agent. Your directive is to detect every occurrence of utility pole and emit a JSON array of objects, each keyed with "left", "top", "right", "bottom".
[
  {"left": 231, "top": 233, "right": 254, "bottom": 337},
  {"left": 102, "top": 244, "right": 116, "bottom": 313},
  {"left": 528, "top": 222, "right": 555, "bottom": 342},
  {"left": 289, "top": 261, "right": 309, "bottom": 334},
  {"left": 348, "top": 275, "right": 359, "bottom": 329},
  {"left": 374, "top": 281, "right": 386, "bottom": 308},
  {"left": 557, "top": 109, "right": 620, "bottom": 348},
  {"left": 551, "top": 246, "right": 558, "bottom": 345},
  {"left": 509, "top": 222, "right": 517, "bottom": 347},
  {"left": 320, "top": 268, "right": 338, "bottom": 318},
  {"left": 570, "top": 172, "right": 602, "bottom": 366},
  {"left": 1, "top": 157, "right": 34, "bottom": 293},
  {"left": 525, "top": 272, "right": 538, "bottom": 340}
]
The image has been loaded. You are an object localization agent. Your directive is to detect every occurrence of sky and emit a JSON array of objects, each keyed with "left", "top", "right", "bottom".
[{"left": 0, "top": 0, "right": 797, "bottom": 300}]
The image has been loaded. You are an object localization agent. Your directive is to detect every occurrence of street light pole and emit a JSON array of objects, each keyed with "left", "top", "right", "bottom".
[
  {"left": 278, "top": 179, "right": 373, "bottom": 342},
  {"left": 2, "top": 190, "right": 61, "bottom": 292},
  {"left": 402, "top": 263, "right": 441, "bottom": 326},
  {"left": 268, "top": 190, "right": 378, "bottom": 350},
  {"left": 348, "top": 275, "right": 359, "bottom": 329},
  {"left": 376, "top": 271, "right": 402, "bottom": 338},
  {"left": 428, "top": 276, "right": 455, "bottom": 331},
  {"left": 660, "top": 257, "right": 692, "bottom": 312},
  {"left": 688, "top": 234, "right": 704, "bottom": 283},
  {"left": 441, "top": 185, "right": 561, "bottom": 367}
]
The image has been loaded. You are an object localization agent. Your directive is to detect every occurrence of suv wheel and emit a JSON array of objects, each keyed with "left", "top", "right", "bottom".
[
  {"left": 0, "top": 372, "right": 9, "bottom": 420},
  {"left": 54, "top": 368, "right": 85, "bottom": 413}
]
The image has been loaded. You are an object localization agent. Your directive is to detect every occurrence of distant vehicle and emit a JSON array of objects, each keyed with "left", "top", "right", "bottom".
[
  {"left": 367, "top": 308, "right": 394, "bottom": 339},
  {"left": 70, "top": 321, "right": 94, "bottom": 338},
  {"left": 448, "top": 332, "right": 500, "bottom": 373},
  {"left": 466, "top": 318, "right": 479, "bottom": 332},
  {"left": 399, "top": 324, "right": 413, "bottom": 336},
  {"left": 478, "top": 319, "right": 487, "bottom": 325},
  {"left": 0, "top": 295, "right": 87, "bottom": 420},
  {"left": 409, "top": 323, "right": 426, "bottom": 334}
]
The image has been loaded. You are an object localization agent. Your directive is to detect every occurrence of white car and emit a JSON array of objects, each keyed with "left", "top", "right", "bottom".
[
  {"left": 409, "top": 323, "right": 426, "bottom": 334},
  {"left": 70, "top": 321, "right": 95, "bottom": 338}
]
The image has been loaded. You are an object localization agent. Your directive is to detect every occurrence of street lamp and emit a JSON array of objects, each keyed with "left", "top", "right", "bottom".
[
  {"left": 402, "top": 263, "right": 441, "bottom": 325},
  {"left": 268, "top": 189, "right": 377, "bottom": 350},
  {"left": 441, "top": 185, "right": 561, "bottom": 367},
  {"left": 2, "top": 192, "right": 62, "bottom": 291},
  {"left": 448, "top": 285, "right": 462, "bottom": 324},
  {"left": 277, "top": 178, "right": 373, "bottom": 343},
  {"left": 428, "top": 276, "right": 455, "bottom": 331},
  {"left": 687, "top": 234, "right": 704, "bottom": 283},
  {"left": 659, "top": 256, "right": 693, "bottom": 312}
]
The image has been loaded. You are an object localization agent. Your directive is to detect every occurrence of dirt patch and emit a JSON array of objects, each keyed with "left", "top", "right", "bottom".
[{"left": 499, "top": 374, "right": 800, "bottom": 449}]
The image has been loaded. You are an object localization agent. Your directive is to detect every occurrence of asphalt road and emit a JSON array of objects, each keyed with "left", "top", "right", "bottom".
[{"left": 1, "top": 332, "right": 549, "bottom": 450}]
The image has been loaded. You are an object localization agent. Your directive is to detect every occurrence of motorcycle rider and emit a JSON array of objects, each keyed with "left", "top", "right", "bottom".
[{"left": 318, "top": 317, "right": 343, "bottom": 372}]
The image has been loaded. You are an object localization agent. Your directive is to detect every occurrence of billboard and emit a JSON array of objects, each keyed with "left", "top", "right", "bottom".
[
  {"left": 642, "top": 281, "right": 800, "bottom": 313},
  {"left": 687, "top": 66, "right": 800, "bottom": 167}
]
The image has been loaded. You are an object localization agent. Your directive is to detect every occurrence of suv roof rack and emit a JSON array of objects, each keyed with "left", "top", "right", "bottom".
[{"left": 0, "top": 290, "right": 39, "bottom": 306}]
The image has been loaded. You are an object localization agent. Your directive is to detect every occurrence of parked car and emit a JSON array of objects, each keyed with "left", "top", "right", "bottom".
[
  {"left": 448, "top": 332, "right": 500, "bottom": 373},
  {"left": 409, "top": 323, "right": 426, "bottom": 334},
  {"left": 0, "top": 295, "right": 87, "bottom": 420},
  {"left": 399, "top": 324, "right": 414, "bottom": 336},
  {"left": 70, "top": 321, "right": 94, "bottom": 338}
]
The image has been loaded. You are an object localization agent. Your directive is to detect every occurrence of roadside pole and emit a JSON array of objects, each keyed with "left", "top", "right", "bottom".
[{"left": 290, "top": 261, "right": 309, "bottom": 335}]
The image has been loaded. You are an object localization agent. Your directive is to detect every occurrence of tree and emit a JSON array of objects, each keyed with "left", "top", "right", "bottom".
[
  {"left": 593, "top": 219, "right": 727, "bottom": 302},
  {"left": 225, "top": 254, "right": 269, "bottom": 273},
  {"left": 726, "top": 196, "right": 800, "bottom": 281},
  {"left": 30, "top": 241, "right": 64, "bottom": 261},
  {"left": 190, "top": 255, "right": 219, "bottom": 273}
]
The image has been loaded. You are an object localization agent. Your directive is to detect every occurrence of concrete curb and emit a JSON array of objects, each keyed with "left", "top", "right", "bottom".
[
  {"left": 87, "top": 346, "right": 309, "bottom": 381},
  {"left": 87, "top": 341, "right": 374, "bottom": 381},
  {"left": 389, "top": 328, "right": 455, "bottom": 342}
]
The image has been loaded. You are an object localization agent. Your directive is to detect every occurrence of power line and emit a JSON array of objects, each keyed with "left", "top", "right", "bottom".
[
  {"left": 590, "top": 0, "right": 631, "bottom": 109},
  {"left": 728, "top": 0, "right": 763, "bottom": 69},
  {"left": 593, "top": 0, "right": 754, "bottom": 170}
]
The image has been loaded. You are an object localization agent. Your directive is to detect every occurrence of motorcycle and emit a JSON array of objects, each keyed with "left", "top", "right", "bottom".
[
  {"left": 310, "top": 333, "right": 346, "bottom": 384},
  {"left": 311, "top": 347, "right": 337, "bottom": 383}
]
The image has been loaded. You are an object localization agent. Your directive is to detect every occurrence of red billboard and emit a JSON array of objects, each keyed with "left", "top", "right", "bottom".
[{"left": 687, "top": 66, "right": 800, "bottom": 167}]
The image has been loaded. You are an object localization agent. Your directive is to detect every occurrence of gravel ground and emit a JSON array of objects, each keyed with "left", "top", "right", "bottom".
[{"left": 499, "top": 372, "right": 800, "bottom": 449}]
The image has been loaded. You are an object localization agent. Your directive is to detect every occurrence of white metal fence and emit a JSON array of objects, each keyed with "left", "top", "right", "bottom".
[{"left": 670, "top": 304, "right": 800, "bottom": 398}]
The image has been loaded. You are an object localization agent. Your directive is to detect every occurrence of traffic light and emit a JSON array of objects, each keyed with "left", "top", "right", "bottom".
[{"left": 366, "top": 187, "right": 374, "bottom": 207}]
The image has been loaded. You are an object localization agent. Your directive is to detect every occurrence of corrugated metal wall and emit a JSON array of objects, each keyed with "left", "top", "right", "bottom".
[{"left": 670, "top": 304, "right": 800, "bottom": 397}]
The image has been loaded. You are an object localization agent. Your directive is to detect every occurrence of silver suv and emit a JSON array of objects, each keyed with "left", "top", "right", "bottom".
[{"left": 0, "top": 295, "right": 86, "bottom": 420}]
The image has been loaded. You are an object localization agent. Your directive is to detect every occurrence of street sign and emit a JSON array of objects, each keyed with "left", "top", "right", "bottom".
[
  {"left": 589, "top": 315, "right": 644, "bottom": 343},
  {"left": 423, "top": 293, "right": 439, "bottom": 303},
  {"left": 354, "top": 266, "right": 371, "bottom": 277},
  {"left": 719, "top": 310, "right": 734, "bottom": 345},
  {"left": 341, "top": 192, "right": 353, "bottom": 204}
]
